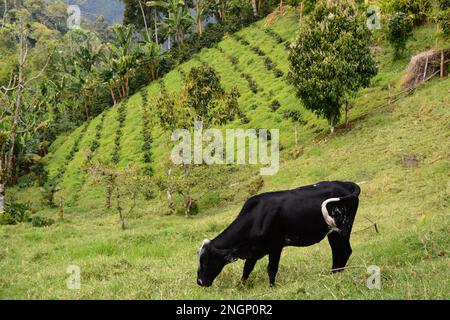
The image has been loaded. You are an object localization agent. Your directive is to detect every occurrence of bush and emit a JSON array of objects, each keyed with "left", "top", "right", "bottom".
[
  {"left": 31, "top": 215, "right": 55, "bottom": 227},
  {"left": 283, "top": 109, "right": 305, "bottom": 123},
  {"left": 387, "top": 12, "right": 414, "bottom": 58},
  {"left": 438, "top": 9, "right": 450, "bottom": 39},
  {"left": 0, "top": 200, "right": 32, "bottom": 225},
  {"left": 224, "top": 1, "right": 256, "bottom": 33},
  {"left": 264, "top": 28, "right": 285, "bottom": 44},
  {"left": 90, "top": 140, "right": 100, "bottom": 152},
  {"left": 143, "top": 153, "right": 152, "bottom": 163},
  {"left": 251, "top": 46, "right": 265, "bottom": 56},
  {"left": 240, "top": 115, "right": 250, "bottom": 124},
  {"left": 143, "top": 166, "right": 154, "bottom": 177},
  {"left": 242, "top": 73, "right": 259, "bottom": 93},
  {"left": 438, "top": 0, "right": 450, "bottom": 10},
  {"left": 264, "top": 57, "right": 276, "bottom": 70},
  {"left": 381, "top": 0, "right": 432, "bottom": 25},
  {"left": 303, "top": 0, "right": 318, "bottom": 14},
  {"left": 233, "top": 34, "right": 250, "bottom": 46},
  {"left": 111, "top": 151, "right": 120, "bottom": 164},
  {"left": 31, "top": 162, "right": 48, "bottom": 187},
  {"left": 270, "top": 100, "right": 281, "bottom": 111},
  {"left": 274, "top": 69, "right": 284, "bottom": 78}
]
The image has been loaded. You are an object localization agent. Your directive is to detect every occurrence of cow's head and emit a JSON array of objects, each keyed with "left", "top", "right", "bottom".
[{"left": 197, "top": 239, "right": 229, "bottom": 287}]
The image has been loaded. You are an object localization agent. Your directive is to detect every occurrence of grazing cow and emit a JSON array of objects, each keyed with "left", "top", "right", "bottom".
[{"left": 197, "top": 181, "right": 360, "bottom": 287}]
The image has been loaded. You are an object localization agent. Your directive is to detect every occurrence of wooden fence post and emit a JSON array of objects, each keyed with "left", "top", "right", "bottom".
[
  {"left": 388, "top": 81, "right": 392, "bottom": 104},
  {"left": 59, "top": 193, "right": 64, "bottom": 220},
  {"left": 423, "top": 56, "right": 429, "bottom": 82}
]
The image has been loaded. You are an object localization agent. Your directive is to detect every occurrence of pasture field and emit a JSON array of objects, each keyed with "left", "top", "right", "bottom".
[{"left": 1, "top": 8, "right": 449, "bottom": 299}]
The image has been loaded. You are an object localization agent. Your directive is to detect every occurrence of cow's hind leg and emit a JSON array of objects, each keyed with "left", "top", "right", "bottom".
[
  {"left": 327, "top": 232, "right": 352, "bottom": 272},
  {"left": 242, "top": 259, "right": 257, "bottom": 282},
  {"left": 267, "top": 247, "right": 283, "bottom": 286}
]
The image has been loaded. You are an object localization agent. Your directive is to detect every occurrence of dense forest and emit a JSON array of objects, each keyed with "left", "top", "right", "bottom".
[{"left": 0, "top": 0, "right": 449, "bottom": 299}]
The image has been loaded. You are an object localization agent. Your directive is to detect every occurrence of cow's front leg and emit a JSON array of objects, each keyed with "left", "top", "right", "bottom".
[
  {"left": 241, "top": 259, "right": 257, "bottom": 282},
  {"left": 327, "top": 232, "right": 352, "bottom": 272},
  {"left": 267, "top": 247, "right": 283, "bottom": 286}
]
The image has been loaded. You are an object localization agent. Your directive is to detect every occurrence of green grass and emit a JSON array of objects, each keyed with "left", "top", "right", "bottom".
[{"left": 2, "top": 7, "right": 449, "bottom": 299}]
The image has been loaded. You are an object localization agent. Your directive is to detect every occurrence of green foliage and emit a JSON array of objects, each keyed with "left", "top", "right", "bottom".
[
  {"left": 146, "top": 0, "right": 194, "bottom": 48},
  {"left": 264, "top": 56, "right": 285, "bottom": 78},
  {"left": 30, "top": 215, "right": 55, "bottom": 227},
  {"left": 140, "top": 90, "right": 153, "bottom": 175},
  {"left": 111, "top": 104, "right": 127, "bottom": 164},
  {"left": 381, "top": 0, "right": 432, "bottom": 25},
  {"left": 251, "top": 46, "right": 266, "bottom": 56},
  {"left": 302, "top": 0, "right": 318, "bottom": 14},
  {"left": 233, "top": 34, "right": 251, "bottom": 46},
  {"left": 51, "top": 123, "right": 89, "bottom": 187},
  {"left": 242, "top": 72, "right": 259, "bottom": 93},
  {"left": 437, "top": 9, "right": 450, "bottom": 39},
  {"left": 155, "top": 66, "right": 242, "bottom": 129},
  {"left": 270, "top": 99, "right": 281, "bottom": 111},
  {"left": 283, "top": 109, "right": 305, "bottom": 124},
  {"left": 184, "top": 66, "right": 225, "bottom": 120},
  {"left": 264, "top": 28, "right": 285, "bottom": 44},
  {"left": 87, "top": 114, "right": 106, "bottom": 162},
  {"left": 387, "top": 12, "right": 414, "bottom": 58},
  {"left": 0, "top": 200, "right": 32, "bottom": 225},
  {"left": 438, "top": 0, "right": 450, "bottom": 10},
  {"left": 30, "top": 162, "right": 49, "bottom": 187},
  {"left": 288, "top": 0, "right": 377, "bottom": 132},
  {"left": 221, "top": 0, "right": 257, "bottom": 33}
]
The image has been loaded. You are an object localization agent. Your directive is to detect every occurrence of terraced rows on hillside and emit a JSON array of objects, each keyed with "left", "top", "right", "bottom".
[{"left": 38, "top": 10, "right": 317, "bottom": 210}]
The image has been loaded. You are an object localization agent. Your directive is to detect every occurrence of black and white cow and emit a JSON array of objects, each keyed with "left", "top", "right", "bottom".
[{"left": 197, "top": 181, "right": 361, "bottom": 287}]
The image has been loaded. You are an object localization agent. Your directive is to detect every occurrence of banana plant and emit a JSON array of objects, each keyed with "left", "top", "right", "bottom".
[
  {"left": 107, "top": 25, "right": 140, "bottom": 98},
  {"left": 138, "top": 28, "right": 165, "bottom": 81},
  {"left": 146, "top": 0, "right": 194, "bottom": 49}
]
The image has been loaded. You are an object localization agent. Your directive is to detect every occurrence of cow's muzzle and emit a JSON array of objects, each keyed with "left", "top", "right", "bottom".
[{"left": 197, "top": 278, "right": 212, "bottom": 287}]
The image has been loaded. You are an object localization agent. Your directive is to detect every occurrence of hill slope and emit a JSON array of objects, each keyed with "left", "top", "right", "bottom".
[{"left": 1, "top": 8, "right": 449, "bottom": 299}]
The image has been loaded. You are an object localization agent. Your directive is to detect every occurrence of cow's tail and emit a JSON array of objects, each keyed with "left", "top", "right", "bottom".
[{"left": 321, "top": 183, "right": 361, "bottom": 230}]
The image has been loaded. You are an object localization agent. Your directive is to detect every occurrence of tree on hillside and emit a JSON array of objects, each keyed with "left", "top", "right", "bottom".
[
  {"left": 0, "top": 6, "right": 50, "bottom": 211},
  {"left": 386, "top": 12, "right": 413, "bottom": 59},
  {"left": 67, "top": 42, "right": 104, "bottom": 119},
  {"left": 251, "top": 0, "right": 265, "bottom": 17},
  {"left": 107, "top": 25, "right": 140, "bottom": 98},
  {"left": 138, "top": 28, "right": 164, "bottom": 81},
  {"left": 86, "top": 160, "right": 152, "bottom": 230},
  {"left": 146, "top": 0, "right": 193, "bottom": 49},
  {"left": 153, "top": 66, "right": 241, "bottom": 216},
  {"left": 380, "top": 0, "right": 432, "bottom": 26},
  {"left": 193, "top": 0, "right": 211, "bottom": 35},
  {"left": 288, "top": 0, "right": 378, "bottom": 134},
  {"left": 125, "top": 0, "right": 163, "bottom": 44}
]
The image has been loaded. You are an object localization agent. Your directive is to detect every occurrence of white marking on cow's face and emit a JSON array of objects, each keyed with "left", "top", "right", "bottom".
[{"left": 198, "top": 239, "right": 210, "bottom": 266}]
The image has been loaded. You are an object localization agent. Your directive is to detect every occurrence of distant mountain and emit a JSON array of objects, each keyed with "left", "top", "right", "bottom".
[{"left": 62, "top": 0, "right": 125, "bottom": 24}]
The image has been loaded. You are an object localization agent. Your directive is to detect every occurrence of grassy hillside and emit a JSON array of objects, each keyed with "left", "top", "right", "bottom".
[{"left": 1, "top": 8, "right": 449, "bottom": 299}]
